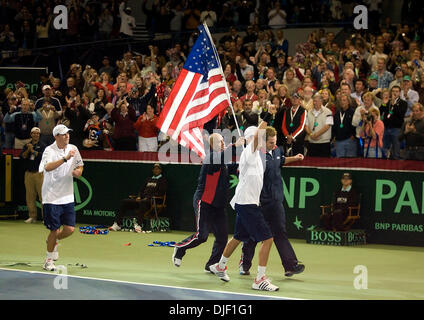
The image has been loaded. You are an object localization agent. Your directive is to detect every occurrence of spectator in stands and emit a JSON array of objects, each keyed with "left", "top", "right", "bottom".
[
  {"left": 304, "top": 93, "right": 333, "bottom": 157},
  {"left": 389, "top": 66, "right": 404, "bottom": 89},
  {"left": 301, "top": 86, "right": 314, "bottom": 111},
  {"left": 98, "top": 57, "right": 115, "bottom": 79},
  {"left": 38, "top": 100, "right": 60, "bottom": 146},
  {"left": 367, "top": 42, "right": 388, "bottom": 71},
  {"left": 64, "top": 94, "right": 91, "bottom": 149},
  {"left": 274, "top": 29, "right": 289, "bottom": 57},
  {"left": 0, "top": 24, "right": 17, "bottom": 51},
  {"left": 252, "top": 89, "right": 269, "bottom": 114},
  {"left": 241, "top": 99, "right": 259, "bottom": 128},
  {"left": 133, "top": 104, "right": 159, "bottom": 152},
  {"left": 4, "top": 98, "right": 42, "bottom": 149},
  {"left": 111, "top": 99, "right": 137, "bottom": 150},
  {"left": 351, "top": 79, "right": 366, "bottom": 105},
  {"left": 119, "top": 2, "right": 136, "bottom": 39},
  {"left": 280, "top": 92, "right": 307, "bottom": 155},
  {"left": 352, "top": 92, "right": 378, "bottom": 141},
  {"left": 3, "top": 93, "right": 18, "bottom": 149},
  {"left": 109, "top": 163, "right": 167, "bottom": 232},
  {"left": 35, "top": 16, "right": 51, "bottom": 48},
  {"left": 332, "top": 94, "right": 357, "bottom": 157},
  {"left": 20, "top": 127, "right": 46, "bottom": 223},
  {"left": 320, "top": 88, "right": 336, "bottom": 115},
  {"left": 283, "top": 69, "right": 302, "bottom": 96},
  {"left": 360, "top": 106, "right": 385, "bottom": 158},
  {"left": 380, "top": 85, "right": 408, "bottom": 159},
  {"left": 230, "top": 80, "right": 244, "bottom": 103},
  {"left": 268, "top": 2, "right": 287, "bottom": 29},
  {"left": 240, "top": 80, "right": 258, "bottom": 103},
  {"left": 98, "top": 7, "right": 114, "bottom": 40},
  {"left": 370, "top": 58, "right": 394, "bottom": 89},
  {"left": 183, "top": 5, "right": 201, "bottom": 31},
  {"left": 399, "top": 103, "right": 424, "bottom": 160},
  {"left": 278, "top": 84, "right": 292, "bottom": 110},
  {"left": 401, "top": 75, "right": 419, "bottom": 120},
  {"left": 35, "top": 85, "right": 62, "bottom": 112},
  {"left": 200, "top": 3, "right": 217, "bottom": 30}
]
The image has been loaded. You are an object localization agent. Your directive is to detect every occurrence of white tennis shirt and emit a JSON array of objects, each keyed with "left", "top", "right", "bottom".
[
  {"left": 39, "top": 142, "right": 84, "bottom": 205},
  {"left": 230, "top": 141, "right": 264, "bottom": 208}
]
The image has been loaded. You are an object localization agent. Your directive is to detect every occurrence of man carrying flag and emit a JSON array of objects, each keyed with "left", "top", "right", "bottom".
[
  {"left": 160, "top": 24, "right": 245, "bottom": 272},
  {"left": 156, "top": 24, "right": 232, "bottom": 159}
]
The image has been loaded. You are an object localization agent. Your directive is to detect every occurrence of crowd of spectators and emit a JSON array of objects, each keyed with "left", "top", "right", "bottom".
[
  {"left": 3, "top": 0, "right": 421, "bottom": 52},
  {"left": 1, "top": 1, "right": 424, "bottom": 161}
]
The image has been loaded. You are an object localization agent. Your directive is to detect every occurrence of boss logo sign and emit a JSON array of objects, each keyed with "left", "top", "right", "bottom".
[
  {"left": 310, "top": 230, "right": 342, "bottom": 244},
  {"left": 308, "top": 230, "right": 366, "bottom": 246}
]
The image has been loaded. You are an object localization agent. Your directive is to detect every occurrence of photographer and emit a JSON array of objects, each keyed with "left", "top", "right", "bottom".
[{"left": 359, "top": 106, "right": 385, "bottom": 158}]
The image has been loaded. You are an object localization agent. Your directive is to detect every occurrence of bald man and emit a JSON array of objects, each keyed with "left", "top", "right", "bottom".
[{"left": 172, "top": 133, "right": 244, "bottom": 272}]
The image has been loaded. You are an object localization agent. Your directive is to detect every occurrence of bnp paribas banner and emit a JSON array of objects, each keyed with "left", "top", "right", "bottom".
[
  {"left": 273, "top": 167, "right": 424, "bottom": 246},
  {"left": 11, "top": 159, "right": 424, "bottom": 246}
]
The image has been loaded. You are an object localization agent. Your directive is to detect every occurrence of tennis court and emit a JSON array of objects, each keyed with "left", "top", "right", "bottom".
[{"left": 1, "top": 220, "right": 423, "bottom": 300}]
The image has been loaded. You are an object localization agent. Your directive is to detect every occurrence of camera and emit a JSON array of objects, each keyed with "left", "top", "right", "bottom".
[{"left": 366, "top": 114, "right": 373, "bottom": 122}]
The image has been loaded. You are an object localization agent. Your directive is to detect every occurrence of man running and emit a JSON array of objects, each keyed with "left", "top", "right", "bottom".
[
  {"left": 39, "top": 124, "right": 84, "bottom": 271},
  {"left": 172, "top": 133, "right": 244, "bottom": 272},
  {"left": 239, "top": 126, "right": 305, "bottom": 277},
  {"left": 210, "top": 112, "right": 280, "bottom": 291}
]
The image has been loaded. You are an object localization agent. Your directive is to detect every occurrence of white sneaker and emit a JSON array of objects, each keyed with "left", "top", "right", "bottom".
[
  {"left": 209, "top": 263, "right": 230, "bottom": 282},
  {"left": 25, "top": 218, "right": 36, "bottom": 223},
  {"left": 172, "top": 247, "right": 182, "bottom": 267},
  {"left": 134, "top": 224, "right": 142, "bottom": 233},
  {"left": 43, "top": 258, "right": 56, "bottom": 271},
  {"left": 108, "top": 222, "right": 121, "bottom": 231},
  {"left": 252, "top": 276, "right": 279, "bottom": 291}
]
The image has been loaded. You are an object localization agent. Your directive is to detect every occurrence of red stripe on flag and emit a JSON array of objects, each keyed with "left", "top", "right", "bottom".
[
  {"left": 188, "top": 99, "right": 229, "bottom": 130},
  {"left": 187, "top": 86, "right": 227, "bottom": 117},
  {"left": 167, "top": 73, "right": 202, "bottom": 133},
  {"left": 156, "top": 69, "right": 190, "bottom": 129},
  {"left": 192, "top": 74, "right": 223, "bottom": 100}
]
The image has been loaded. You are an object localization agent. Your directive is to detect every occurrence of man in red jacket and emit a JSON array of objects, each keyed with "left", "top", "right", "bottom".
[{"left": 133, "top": 104, "right": 159, "bottom": 152}]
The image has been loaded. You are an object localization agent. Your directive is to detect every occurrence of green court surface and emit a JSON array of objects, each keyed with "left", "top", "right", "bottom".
[{"left": 0, "top": 220, "right": 423, "bottom": 300}]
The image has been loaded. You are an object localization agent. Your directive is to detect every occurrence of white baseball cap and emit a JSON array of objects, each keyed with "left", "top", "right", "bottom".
[
  {"left": 244, "top": 126, "right": 258, "bottom": 140},
  {"left": 31, "top": 127, "right": 41, "bottom": 134},
  {"left": 52, "top": 124, "right": 72, "bottom": 136},
  {"left": 42, "top": 85, "right": 52, "bottom": 90}
]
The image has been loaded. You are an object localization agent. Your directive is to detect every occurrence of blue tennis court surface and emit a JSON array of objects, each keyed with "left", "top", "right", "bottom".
[{"left": 0, "top": 268, "right": 289, "bottom": 300}]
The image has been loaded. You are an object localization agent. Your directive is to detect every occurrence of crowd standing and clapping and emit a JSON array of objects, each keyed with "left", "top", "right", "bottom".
[{"left": 1, "top": 1, "right": 424, "bottom": 160}]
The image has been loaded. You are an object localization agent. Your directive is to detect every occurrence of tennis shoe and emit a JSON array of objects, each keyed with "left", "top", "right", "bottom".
[
  {"left": 43, "top": 258, "right": 56, "bottom": 272},
  {"left": 252, "top": 276, "right": 279, "bottom": 291},
  {"left": 209, "top": 263, "right": 230, "bottom": 282}
]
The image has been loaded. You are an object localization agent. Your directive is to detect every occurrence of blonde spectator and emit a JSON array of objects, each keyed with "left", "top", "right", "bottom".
[{"left": 360, "top": 106, "right": 385, "bottom": 158}]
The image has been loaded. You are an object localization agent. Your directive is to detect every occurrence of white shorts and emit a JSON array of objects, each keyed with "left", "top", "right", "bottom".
[{"left": 138, "top": 136, "right": 158, "bottom": 152}]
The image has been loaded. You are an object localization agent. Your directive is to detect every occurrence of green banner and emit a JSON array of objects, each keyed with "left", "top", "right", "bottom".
[
  {"left": 10, "top": 159, "right": 424, "bottom": 246},
  {"left": 0, "top": 67, "right": 48, "bottom": 96}
]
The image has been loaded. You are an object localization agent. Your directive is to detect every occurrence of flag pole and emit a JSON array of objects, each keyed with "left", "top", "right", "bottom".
[{"left": 202, "top": 23, "right": 243, "bottom": 139}]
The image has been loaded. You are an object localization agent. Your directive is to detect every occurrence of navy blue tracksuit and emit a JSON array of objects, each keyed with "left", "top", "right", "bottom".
[
  {"left": 175, "top": 150, "right": 236, "bottom": 269},
  {"left": 240, "top": 146, "right": 298, "bottom": 272}
]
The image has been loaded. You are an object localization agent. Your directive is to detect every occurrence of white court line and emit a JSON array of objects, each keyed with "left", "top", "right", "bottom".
[{"left": 0, "top": 267, "right": 301, "bottom": 300}]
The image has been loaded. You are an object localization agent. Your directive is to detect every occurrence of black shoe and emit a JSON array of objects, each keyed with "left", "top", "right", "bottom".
[
  {"left": 284, "top": 263, "right": 305, "bottom": 277},
  {"left": 204, "top": 266, "right": 213, "bottom": 274}
]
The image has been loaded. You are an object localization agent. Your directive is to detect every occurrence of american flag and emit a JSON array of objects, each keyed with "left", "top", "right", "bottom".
[{"left": 156, "top": 24, "right": 230, "bottom": 159}]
